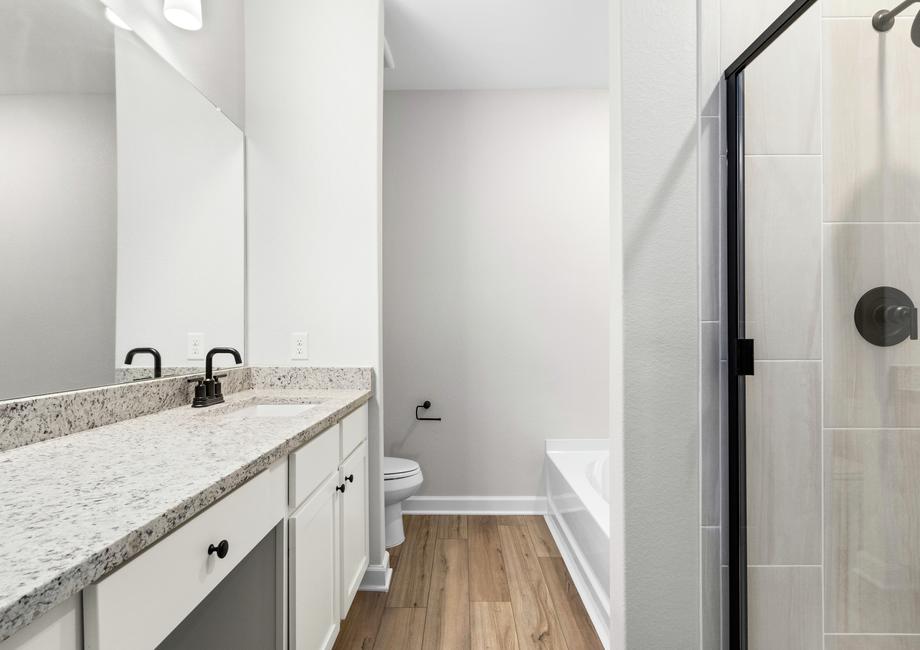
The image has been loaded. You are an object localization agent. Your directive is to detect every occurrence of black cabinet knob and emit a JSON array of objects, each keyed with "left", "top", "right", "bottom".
[
  {"left": 345, "top": 474, "right": 355, "bottom": 483},
  {"left": 208, "top": 539, "right": 229, "bottom": 559},
  {"left": 336, "top": 483, "right": 346, "bottom": 493}
]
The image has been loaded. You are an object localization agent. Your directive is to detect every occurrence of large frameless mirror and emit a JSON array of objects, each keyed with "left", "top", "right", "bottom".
[{"left": 0, "top": 0, "right": 245, "bottom": 401}]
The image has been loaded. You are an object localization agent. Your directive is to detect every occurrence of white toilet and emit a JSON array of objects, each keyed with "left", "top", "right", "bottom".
[{"left": 383, "top": 456, "right": 423, "bottom": 547}]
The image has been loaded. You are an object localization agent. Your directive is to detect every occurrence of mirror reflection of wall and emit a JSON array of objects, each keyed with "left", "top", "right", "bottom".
[{"left": 0, "top": 0, "right": 245, "bottom": 401}]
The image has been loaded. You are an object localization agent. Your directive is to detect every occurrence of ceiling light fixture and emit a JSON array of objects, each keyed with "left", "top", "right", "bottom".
[
  {"left": 104, "top": 7, "right": 132, "bottom": 31},
  {"left": 163, "top": 0, "right": 203, "bottom": 31}
]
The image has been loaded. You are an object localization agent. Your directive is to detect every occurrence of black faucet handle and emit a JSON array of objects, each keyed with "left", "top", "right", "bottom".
[{"left": 191, "top": 380, "right": 208, "bottom": 407}]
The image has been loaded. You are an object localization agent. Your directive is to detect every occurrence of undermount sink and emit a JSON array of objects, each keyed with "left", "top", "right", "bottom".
[{"left": 225, "top": 404, "right": 317, "bottom": 419}]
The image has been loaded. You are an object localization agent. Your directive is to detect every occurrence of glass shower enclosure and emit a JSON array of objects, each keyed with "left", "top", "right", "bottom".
[{"left": 725, "top": 0, "right": 920, "bottom": 647}]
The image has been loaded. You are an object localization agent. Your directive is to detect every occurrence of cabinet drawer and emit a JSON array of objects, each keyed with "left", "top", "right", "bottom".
[
  {"left": 289, "top": 426, "right": 338, "bottom": 510},
  {"left": 340, "top": 404, "right": 368, "bottom": 460},
  {"left": 83, "top": 459, "right": 287, "bottom": 650}
]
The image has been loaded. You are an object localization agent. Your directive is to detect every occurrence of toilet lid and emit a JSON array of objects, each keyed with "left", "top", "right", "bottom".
[{"left": 384, "top": 456, "right": 420, "bottom": 479}]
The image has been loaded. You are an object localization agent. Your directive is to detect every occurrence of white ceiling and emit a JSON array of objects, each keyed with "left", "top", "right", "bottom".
[
  {"left": 0, "top": 0, "right": 115, "bottom": 95},
  {"left": 383, "top": 0, "right": 609, "bottom": 91}
]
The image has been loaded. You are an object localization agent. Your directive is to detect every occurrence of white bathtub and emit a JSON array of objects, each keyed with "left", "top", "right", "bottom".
[{"left": 545, "top": 439, "right": 610, "bottom": 648}]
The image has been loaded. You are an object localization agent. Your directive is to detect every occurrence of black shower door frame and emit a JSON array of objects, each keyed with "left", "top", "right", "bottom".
[{"left": 724, "top": 0, "right": 819, "bottom": 647}]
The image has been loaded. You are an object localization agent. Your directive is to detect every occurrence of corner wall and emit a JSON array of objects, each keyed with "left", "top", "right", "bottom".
[
  {"left": 244, "top": 0, "right": 387, "bottom": 579},
  {"left": 620, "top": 0, "right": 701, "bottom": 645}
]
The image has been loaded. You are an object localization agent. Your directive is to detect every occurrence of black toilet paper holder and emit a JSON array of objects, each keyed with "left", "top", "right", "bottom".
[{"left": 415, "top": 401, "right": 441, "bottom": 422}]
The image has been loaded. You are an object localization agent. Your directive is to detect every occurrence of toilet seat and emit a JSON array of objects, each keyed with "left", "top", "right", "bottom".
[{"left": 384, "top": 456, "right": 420, "bottom": 480}]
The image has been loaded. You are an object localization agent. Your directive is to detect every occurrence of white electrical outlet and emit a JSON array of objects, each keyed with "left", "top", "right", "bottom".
[
  {"left": 291, "top": 332, "right": 309, "bottom": 360},
  {"left": 187, "top": 333, "right": 204, "bottom": 360}
]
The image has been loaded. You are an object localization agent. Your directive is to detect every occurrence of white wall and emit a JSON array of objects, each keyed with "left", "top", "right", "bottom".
[
  {"left": 114, "top": 31, "right": 245, "bottom": 369},
  {"left": 608, "top": 0, "right": 625, "bottom": 643},
  {"left": 0, "top": 94, "right": 116, "bottom": 399},
  {"left": 102, "top": 0, "right": 245, "bottom": 126},
  {"left": 382, "top": 90, "right": 609, "bottom": 498},
  {"left": 245, "top": 0, "right": 387, "bottom": 579},
  {"left": 619, "top": 0, "right": 700, "bottom": 645}
]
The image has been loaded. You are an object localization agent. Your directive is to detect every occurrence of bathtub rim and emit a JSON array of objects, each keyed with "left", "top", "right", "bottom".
[{"left": 544, "top": 438, "right": 611, "bottom": 649}]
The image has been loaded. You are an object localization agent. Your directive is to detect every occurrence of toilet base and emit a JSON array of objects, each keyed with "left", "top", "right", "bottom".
[{"left": 385, "top": 502, "right": 406, "bottom": 548}]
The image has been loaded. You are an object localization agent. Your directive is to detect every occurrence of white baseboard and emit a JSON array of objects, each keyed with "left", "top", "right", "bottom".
[
  {"left": 544, "top": 514, "right": 610, "bottom": 650},
  {"left": 402, "top": 495, "right": 547, "bottom": 515},
  {"left": 359, "top": 553, "right": 392, "bottom": 592}
]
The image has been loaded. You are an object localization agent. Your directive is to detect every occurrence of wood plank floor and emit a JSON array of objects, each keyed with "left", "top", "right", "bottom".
[{"left": 334, "top": 515, "right": 602, "bottom": 650}]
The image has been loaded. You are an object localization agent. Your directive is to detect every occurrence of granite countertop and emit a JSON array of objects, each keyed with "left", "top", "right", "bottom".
[{"left": 0, "top": 387, "right": 371, "bottom": 643}]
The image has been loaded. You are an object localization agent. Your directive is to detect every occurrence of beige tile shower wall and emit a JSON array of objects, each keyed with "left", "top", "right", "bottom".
[
  {"left": 745, "top": 157, "right": 822, "bottom": 360},
  {"left": 822, "top": 3, "right": 920, "bottom": 646},
  {"left": 826, "top": 638, "right": 920, "bottom": 650},
  {"left": 744, "top": 9, "right": 822, "bottom": 155},
  {"left": 824, "top": 0, "right": 919, "bottom": 16},
  {"left": 824, "top": 18, "right": 920, "bottom": 223},
  {"left": 748, "top": 566, "right": 823, "bottom": 647},
  {"left": 699, "top": 0, "right": 723, "bottom": 644},
  {"left": 747, "top": 362, "right": 822, "bottom": 566},
  {"left": 825, "top": 429, "right": 920, "bottom": 634},
  {"left": 716, "top": 1, "right": 827, "bottom": 648},
  {"left": 825, "top": 224, "right": 920, "bottom": 427}
]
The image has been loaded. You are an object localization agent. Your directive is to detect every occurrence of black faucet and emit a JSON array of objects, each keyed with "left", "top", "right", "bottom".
[
  {"left": 192, "top": 347, "right": 243, "bottom": 408},
  {"left": 124, "top": 348, "right": 162, "bottom": 379}
]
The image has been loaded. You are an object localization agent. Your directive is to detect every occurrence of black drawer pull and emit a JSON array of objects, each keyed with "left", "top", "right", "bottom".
[
  {"left": 208, "top": 539, "right": 229, "bottom": 559},
  {"left": 336, "top": 483, "right": 346, "bottom": 493},
  {"left": 345, "top": 474, "right": 355, "bottom": 483}
]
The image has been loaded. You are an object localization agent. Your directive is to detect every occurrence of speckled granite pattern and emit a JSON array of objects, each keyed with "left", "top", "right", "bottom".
[
  {"left": 0, "top": 368, "right": 252, "bottom": 453},
  {"left": 114, "top": 366, "right": 203, "bottom": 383},
  {"left": 0, "top": 388, "right": 370, "bottom": 643},
  {"left": 251, "top": 366, "right": 372, "bottom": 390}
]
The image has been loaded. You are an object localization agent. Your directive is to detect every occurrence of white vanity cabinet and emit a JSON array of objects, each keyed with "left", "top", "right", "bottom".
[
  {"left": 289, "top": 474, "right": 340, "bottom": 650},
  {"left": 3, "top": 403, "right": 370, "bottom": 650},
  {"left": 339, "top": 440, "right": 369, "bottom": 615},
  {"left": 83, "top": 460, "right": 288, "bottom": 650},
  {"left": 288, "top": 403, "right": 369, "bottom": 649}
]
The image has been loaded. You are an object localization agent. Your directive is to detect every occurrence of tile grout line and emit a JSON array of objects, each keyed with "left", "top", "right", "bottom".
[{"left": 817, "top": 5, "right": 826, "bottom": 647}]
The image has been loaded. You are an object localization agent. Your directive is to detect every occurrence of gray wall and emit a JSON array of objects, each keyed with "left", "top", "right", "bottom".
[
  {"left": 0, "top": 94, "right": 117, "bottom": 399},
  {"left": 621, "top": 0, "right": 700, "bottom": 645},
  {"left": 382, "top": 89, "right": 610, "bottom": 499}
]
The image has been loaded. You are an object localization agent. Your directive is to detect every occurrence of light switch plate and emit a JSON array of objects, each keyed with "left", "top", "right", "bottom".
[
  {"left": 291, "top": 332, "right": 309, "bottom": 360},
  {"left": 187, "top": 333, "right": 204, "bottom": 360}
]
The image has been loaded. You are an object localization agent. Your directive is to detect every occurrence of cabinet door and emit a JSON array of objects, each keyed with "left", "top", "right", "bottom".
[
  {"left": 339, "top": 441, "right": 369, "bottom": 617},
  {"left": 289, "top": 473, "right": 339, "bottom": 650}
]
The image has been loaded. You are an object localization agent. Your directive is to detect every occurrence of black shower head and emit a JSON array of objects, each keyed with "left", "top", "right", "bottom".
[{"left": 873, "top": 0, "right": 920, "bottom": 46}]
